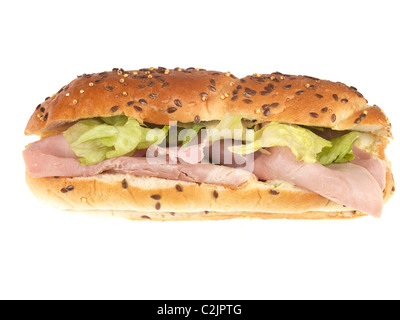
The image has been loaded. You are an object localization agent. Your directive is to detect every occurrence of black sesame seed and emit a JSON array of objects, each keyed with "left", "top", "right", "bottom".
[
  {"left": 360, "top": 113, "right": 367, "bottom": 119},
  {"left": 341, "top": 98, "right": 348, "bottom": 103},
  {"left": 331, "top": 114, "right": 337, "bottom": 122},
  {"left": 354, "top": 117, "right": 361, "bottom": 124},
  {"left": 60, "top": 188, "right": 68, "bottom": 193},
  {"left": 151, "top": 194, "right": 161, "bottom": 200},
  {"left": 265, "top": 83, "right": 275, "bottom": 92},
  {"left": 39, "top": 107, "right": 45, "bottom": 113},
  {"left": 155, "top": 202, "right": 161, "bottom": 210},
  {"left": 194, "top": 115, "right": 200, "bottom": 124},
  {"left": 174, "top": 99, "right": 183, "bottom": 107},
  {"left": 200, "top": 92, "right": 208, "bottom": 98},
  {"left": 149, "top": 93, "right": 158, "bottom": 99},
  {"left": 210, "top": 79, "right": 216, "bottom": 86},
  {"left": 231, "top": 95, "right": 239, "bottom": 101},
  {"left": 333, "top": 94, "right": 339, "bottom": 101},
  {"left": 137, "top": 84, "right": 146, "bottom": 88},
  {"left": 243, "top": 92, "right": 252, "bottom": 98},
  {"left": 162, "top": 82, "right": 170, "bottom": 88},
  {"left": 139, "top": 99, "right": 147, "bottom": 105},
  {"left": 167, "top": 107, "right": 177, "bottom": 113},
  {"left": 296, "top": 90, "right": 305, "bottom": 95},
  {"left": 208, "top": 86, "right": 216, "bottom": 92},
  {"left": 134, "top": 106, "right": 143, "bottom": 112},
  {"left": 263, "top": 107, "right": 270, "bottom": 116},
  {"left": 243, "top": 99, "right": 252, "bottom": 104},
  {"left": 36, "top": 104, "right": 42, "bottom": 110},
  {"left": 43, "top": 113, "right": 49, "bottom": 121},
  {"left": 315, "top": 94, "right": 324, "bottom": 99},
  {"left": 141, "top": 215, "right": 151, "bottom": 219},
  {"left": 213, "top": 190, "right": 219, "bottom": 198},
  {"left": 110, "top": 105, "right": 120, "bottom": 113},
  {"left": 175, "top": 184, "right": 183, "bottom": 192},
  {"left": 270, "top": 103, "right": 279, "bottom": 108},
  {"left": 321, "top": 107, "right": 328, "bottom": 113},
  {"left": 122, "top": 179, "right": 128, "bottom": 189},
  {"left": 211, "top": 72, "right": 220, "bottom": 76},
  {"left": 66, "top": 185, "right": 74, "bottom": 191},
  {"left": 309, "top": 112, "right": 319, "bottom": 118},
  {"left": 127, "top": 101, "right": 135, "bottom": 106},
  {"left": 283, "top": 85, "right": 292, "bottom": 90},
  {"left": 259, "top": 91, "right": 270, "bottom": 95},
  {"left": 95, "top": 79, "right": 104, "bottom": 84},
  {"left": 147, "top": 81, "right": 154, "bottom": 87},
  {"left": 269, "top": 189, "right": 280, "bottom": 195},
  {"left": 105, "top": 86, "right": 114, "bottom": 92}
]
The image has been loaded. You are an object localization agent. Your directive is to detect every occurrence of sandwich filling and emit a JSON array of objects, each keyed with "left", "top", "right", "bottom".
[{"left": 23, "top": 115, "right": 386, "bottom": 217}]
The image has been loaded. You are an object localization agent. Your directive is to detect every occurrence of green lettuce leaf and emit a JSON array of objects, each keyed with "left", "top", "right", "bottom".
[
  {"left": 317, "top": 131, "right": 363, "bottom": 165},
  {"left": 230, "top": 122, "right": 332, "bottom": 163},
  {"left": 207, "top": 115, "right": 255, "bottom": 142},
  {"left": 64, "top": 115, "right": 168, "bottom": 165}
]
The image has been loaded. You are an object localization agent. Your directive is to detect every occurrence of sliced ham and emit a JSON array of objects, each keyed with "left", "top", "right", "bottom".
[
  {"left": 351, "top": 146, "right": 386, "bottom": 190},
  {"left": 253, "top": 147, "right": 383, "bottom": 217},
  {"left": 23, "top": 134, "right": 254, "bottom": 187}
]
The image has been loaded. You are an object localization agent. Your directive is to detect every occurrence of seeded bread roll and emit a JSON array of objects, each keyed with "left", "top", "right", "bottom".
[
  {"left": 25, "top": 165, "right": 395, "bottom": 220},
  {"left": 24, "top": 67, "right": 394, "bottom": 220},
  {"left": 25, "top": 67, "right": 392, "bottom": 138}
]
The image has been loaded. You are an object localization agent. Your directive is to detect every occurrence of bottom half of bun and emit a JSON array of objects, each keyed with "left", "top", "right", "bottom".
[{"left": 25, "top": 165, "right": 394, "bottom": 220}]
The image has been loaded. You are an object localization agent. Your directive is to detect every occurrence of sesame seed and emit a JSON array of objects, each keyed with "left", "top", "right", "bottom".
[
  {"left": 309, "top": 112, "right": 319, "bottom": 118},
  {"left": 122, "top": 179, "right": 128, "bottom": 189},
  {"left": 43, "top": 113, "right": 48, "bottom": 121},
  {"left": 142, "top": 215, "right": 151, "bottom": 219},
  {"left": 134, "top": 106, "right": 143, "bottom": 112},
  {"left": 89, "top": 83, "right": 94, "bottom": 87},
  {"left": 151, "top": 194, "right": 161, "bottom": 200},
  {"left": 162, "top": 82, "right": 170, "bottom": 88},
  {"left": 341, "top": 98, "right": 348, "bottom": 103},
  {"left": 270, "top": 103, "right": 279, "bottom": 108},
  {"left": 194, "top": 115, "right": 200, "bottom": 124},
  {"left": 174, "top": 99, "right": 183, "bottom": 107},
  {"left": 321, "top": 107, "right": 328, "bottom": 113},
  {"left": 149, "top": 93, "right": 158, "bottom": 99},
  {"left": 167, "top": 107, "right": 177, "bottom": 113},
  {"left": 155, "top": 202, "right": 161, "bottom": 210},
  {"left": 269, "top": 189, "right": 280, "bottom": 195},
  {"left": 110, "top": 105, "right": 120, "bottom": 113},
  {"left": 73, "top": 99, "right": 78, "bottom": 104},
  {"left": 208, "top": 86, "right": 216, "bottom": 92},
  {"left": 296, "top": 90, "right": 305, "bottom": 95},
  {"left": 139, "top": 99, "right": 147, "bottom": 105},
  {"left": 331, "top": 114, "right": 337, "bottom": 122},
  {"left": 213, "top": 190, "right": 219, "bottom": 198},
  {"left": 333, "top": 94, "right": 339, "bottom": 101},
  {"left": 283, "top": 85, "right": 292, "bottom": 90},
  {"left": 105, "top": 86, "right": 114, "bottom": 92},
  {"left": 80, "top": 90, "right": 85, "bottom": 94},
  {"left": 243, "top": 99, "right": 253, "bottom": 104},
  {"left": 127, "top": 101, "right": 135, "bottom": 106},
  {"left": 66, "top": 93, "right": 70, "bottom": 96},
  {"left": 175, "top": 184, "right": 183, "bottom": 192},
  {"left": 315, "top": 94, "right": 323, "bottom": 99},
  {"left": 119, "top": 79, "right": 125, "bottom": 83}
]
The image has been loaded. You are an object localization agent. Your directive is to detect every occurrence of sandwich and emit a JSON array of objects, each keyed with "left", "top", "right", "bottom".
[{"left": 23, "top": 67, "right": 395, "bottom": 220}]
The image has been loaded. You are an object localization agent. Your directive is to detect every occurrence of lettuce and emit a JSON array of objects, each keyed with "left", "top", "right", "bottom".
[
  {"left": 230, "top": 122, "right": 332, "bottom": 163},
  {"left": 64, "top": 115, "right": 168, "bottom": 165},
  {"left": 207, "top": 115, "right": 255, "bottom": 142},
  {"left": 317, "top": 131, "right": 363, "bottom": 165}
]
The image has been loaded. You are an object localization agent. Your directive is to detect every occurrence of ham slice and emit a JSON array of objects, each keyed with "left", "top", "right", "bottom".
[
  {"left": 253, "top": 147, "right": 383, "bottom": 217},
  {"left": 351, "top": 146, "right": 386, "bottom": 190},
  {"left": 23, "top": 134, "right": 254, "bottom": 187}
]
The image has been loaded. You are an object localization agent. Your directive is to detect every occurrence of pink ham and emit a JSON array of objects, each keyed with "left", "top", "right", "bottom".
[
  {"left": 253, "top": 147, "right": 383, "bottom": 217},
  {"left": 351, "top": 146, "right": 386, "bottom": 190},
  {"left": 23, "top": 134, "right": 254, "bottom": 187}
]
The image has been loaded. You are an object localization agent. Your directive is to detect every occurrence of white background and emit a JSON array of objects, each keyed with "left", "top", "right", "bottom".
[{"left": 1, "top": 0, "right": 399, "bottom": 300}]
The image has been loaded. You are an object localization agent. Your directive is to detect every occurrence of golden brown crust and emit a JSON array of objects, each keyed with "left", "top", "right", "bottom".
[
  {"left": 25, "top": 162, "right": 394, "bottom": 220},
  {"left": 25, "top": 68, "right": 392, "bottom": 137}
]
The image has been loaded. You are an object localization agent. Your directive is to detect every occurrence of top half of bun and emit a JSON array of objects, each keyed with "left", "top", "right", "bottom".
[{"left": 25, "top": 67, "right": 392, "bottom": 138}]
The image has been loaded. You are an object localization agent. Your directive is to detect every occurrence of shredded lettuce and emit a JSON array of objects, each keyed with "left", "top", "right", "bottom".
[
  {"left": 317, "top": 131, "right": 363, "bottom": 165},
  {"left": 64, "top": 115, "right": 168, "bottom": 165},
  {"left": 230, "top": 122, "right": 332, "bottom": 163}
]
